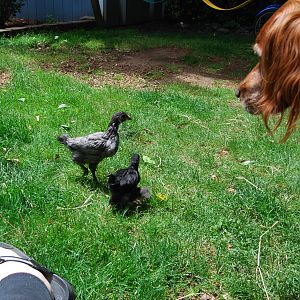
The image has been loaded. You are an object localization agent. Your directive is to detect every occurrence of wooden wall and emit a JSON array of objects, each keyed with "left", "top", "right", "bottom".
[
  {"left": 17, "top": 0, "right": 94, "bottom": 22},
  {"left": 17, "top": 0, "right": 163, "bottom": 24}
]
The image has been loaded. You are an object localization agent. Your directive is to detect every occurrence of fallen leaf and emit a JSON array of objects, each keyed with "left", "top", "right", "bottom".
[
  {"left": 60, "top": 124, "right": 70, "bottom": 130},
  {"left": 6, "top": 158, "right": 20, "bottom": 164},
  {"left": 227, "top": 187, "right": 236, "bottom": 193},
  {"left": 156, "top": 193, "right": 167, "bottom": 201},
  {"left": 35, "top": 115, "right": 40, "bottom": 122},
  {"left": 143, "top": 155, "right": 155, "bottom": 165},
  {"left": 18, "top": 97, "right": 25, "bottom": 102},
  {"left": 58, "top": 103, "right": 68, "bottom": 109},
  {"left": 54, "top": 36, "right": 59, "bottom": 40},
  {"left": 211, "top": 174, "right": 218, "bottom": 181},
  {"left": 241, "top": 160, "right": 254, "bottom": 165},
  {"left": 201, "top": 293, "right": 216, "bottom": 300},
  {"left": 227, "top": 243, "right": 233, "bottom": 251}
]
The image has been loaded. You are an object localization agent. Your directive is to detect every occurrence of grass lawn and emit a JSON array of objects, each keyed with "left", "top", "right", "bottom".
[{"left": 0, "top": 27, "right": 300, "bottom": 299}]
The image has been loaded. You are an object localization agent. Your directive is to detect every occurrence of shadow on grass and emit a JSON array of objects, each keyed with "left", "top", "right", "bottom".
[
  {"left": 110, "top": 199, "right": 151, "bottom": 217},
  {"left": 76, "top": 176, "right": 110, "bottom": 194}
]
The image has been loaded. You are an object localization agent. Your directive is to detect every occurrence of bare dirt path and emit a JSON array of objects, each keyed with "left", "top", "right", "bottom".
[{"left": 41, "top": 47, "right": 249, "bottom": 90}]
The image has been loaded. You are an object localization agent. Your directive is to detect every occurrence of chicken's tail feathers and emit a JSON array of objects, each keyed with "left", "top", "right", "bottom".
[
  {"left": 139, "top": 187, "right": 151, "bottom": 199},
  {"left": 57, "top": 134, "right": 69, "bottom": 145},
  {"left": 130, "top": 153, "right": 140, "bottom": 170}
]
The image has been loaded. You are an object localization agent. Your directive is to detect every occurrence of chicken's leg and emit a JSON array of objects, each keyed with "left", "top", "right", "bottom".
[
  {"left": 75, "top": 162, "right": 89, "bottom": 176},
  {"left": 89, "top": 163, "right": 98, "bottom": 182}
]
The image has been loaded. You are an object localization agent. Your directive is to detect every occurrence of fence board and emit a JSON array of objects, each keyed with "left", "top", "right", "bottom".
[
  {"left": 17, "top": 0, "right": 94, "bottom": 22},
  {"left": 53, "top": 1, "right": 64, "bottom": 21},
  {"left": 16, "top": 0, "right": 163, "bottom": 25}
]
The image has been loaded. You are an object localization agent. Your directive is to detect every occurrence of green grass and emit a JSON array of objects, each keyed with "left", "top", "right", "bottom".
[{"left": 0, "top": 28, "right": 300, "bottom": 300}]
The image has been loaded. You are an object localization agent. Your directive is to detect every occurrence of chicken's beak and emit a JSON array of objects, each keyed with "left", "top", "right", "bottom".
[{"left": 127, "top": 115, "right": 132, "bottom": 120}]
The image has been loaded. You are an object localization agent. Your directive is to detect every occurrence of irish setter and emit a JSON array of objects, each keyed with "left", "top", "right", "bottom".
[{"left": 236, "top": 0, "right": 300, "bottom": 141}]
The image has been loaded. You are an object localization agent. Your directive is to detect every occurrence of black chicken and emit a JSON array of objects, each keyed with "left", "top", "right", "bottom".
[
  {"left": 57, "top": 112, "right": 131, "bottom": 181},
  {"left": 107, "top": 154, "right": 150, "bottom": 209}
]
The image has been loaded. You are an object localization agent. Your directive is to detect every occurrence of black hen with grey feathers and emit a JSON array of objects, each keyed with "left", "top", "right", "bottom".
[{"left": 108, "top": 154, "right": 150, "bottom": 209}]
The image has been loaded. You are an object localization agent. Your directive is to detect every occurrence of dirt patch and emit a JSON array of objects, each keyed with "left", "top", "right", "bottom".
[
  {"left": 175, "top": 72, "right": 215, "bottom": 87},
  {"left": 40, "top": 47, "right": 247, "bottom": 90},
  {"left": 0, "top": 71, "right": 11, "bottom": 88},
  {"left": 89, "top": 72, "right": 152, "bottom": 90},
  {"left": 118, "top": 47, "right": 189, "bottom": 70}
]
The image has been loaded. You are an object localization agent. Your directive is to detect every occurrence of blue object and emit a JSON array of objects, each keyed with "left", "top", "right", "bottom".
[
  {"left": 256, "top": 3, "right": 281, "bottom": 17},
  {"left": 17, "top": 0, "right": 93, "bottom": 22},
  {"left": 143, "top": 0, "right": 166, "bottom": 3}
]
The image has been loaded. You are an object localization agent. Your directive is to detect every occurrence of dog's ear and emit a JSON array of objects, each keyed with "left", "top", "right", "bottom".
[{"left": 258, "top": 12, "right": 300, "bottom": 141}]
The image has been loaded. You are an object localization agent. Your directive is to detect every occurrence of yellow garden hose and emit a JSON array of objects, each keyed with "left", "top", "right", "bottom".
[{"left": 202, "top": 0, "right": 254, "bottom": 11}]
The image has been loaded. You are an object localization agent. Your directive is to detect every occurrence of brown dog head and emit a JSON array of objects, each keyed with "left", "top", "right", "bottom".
[{"left": 236, "top": 0, "right": 300, "bottom": 140}]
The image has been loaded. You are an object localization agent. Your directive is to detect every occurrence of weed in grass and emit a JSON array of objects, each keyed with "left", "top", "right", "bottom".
[
  {"left": 145, "top": 70, "right": 165, "bottom": 80},
  {"left": 181, "top": 54, "right": 200, "bottom": 66},
  {"left": 165, "top": 63, "right": 181, "bottom": 74},
  {"left": 114, "top": 73, "right": 124, "bottom": 81}
]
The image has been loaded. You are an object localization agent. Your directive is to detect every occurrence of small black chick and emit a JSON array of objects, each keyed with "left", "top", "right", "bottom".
[
  {"left": 108, "top": 154, "right": 150, "bottom": 209},
  {"left": 57, "top": 112, "right": 131, "bottom": 181}
]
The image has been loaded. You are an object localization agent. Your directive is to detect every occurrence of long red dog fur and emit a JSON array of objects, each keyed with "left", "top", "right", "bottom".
[{"left": 237, "top": 0, "right": 300, "bottom": 141}]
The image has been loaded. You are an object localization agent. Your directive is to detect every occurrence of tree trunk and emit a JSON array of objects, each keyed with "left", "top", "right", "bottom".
[{"left": 91, "top": 0, "right": 103, "bottom": 26}]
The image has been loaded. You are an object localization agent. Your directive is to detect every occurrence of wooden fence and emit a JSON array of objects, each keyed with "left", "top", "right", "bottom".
[
  {"left": 18, "top": 0, "right": 94, "bottom": 22},
  {"left": 17, "top": 0, "right": 164, "bottom": 25}
]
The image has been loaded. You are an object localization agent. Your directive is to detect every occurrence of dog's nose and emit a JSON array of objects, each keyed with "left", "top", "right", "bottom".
[{"left": 235, "top": 88, "right": 241, "bottom": 98}]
